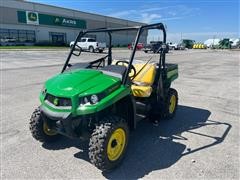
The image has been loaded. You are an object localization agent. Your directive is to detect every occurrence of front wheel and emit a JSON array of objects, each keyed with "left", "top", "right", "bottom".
[
  {"left": 89, "top": 116, "right": 129, "bottom": 171},
  {"left": 29, "top": 107, "right": 60, "bottom": 142}
]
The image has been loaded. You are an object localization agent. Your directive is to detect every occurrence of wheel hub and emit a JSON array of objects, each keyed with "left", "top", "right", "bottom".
[
  {"left": 43, "top": 122, "right": 57, "bottom": 136},
  {"left": 111, "top": 139, "right": 118, "bottom": 148},
  {"left": 107, "top": 128, "right": 126, "bottom": 161},
  {"left": 169, "top": 95, "right": 176, "bottom": 114}
]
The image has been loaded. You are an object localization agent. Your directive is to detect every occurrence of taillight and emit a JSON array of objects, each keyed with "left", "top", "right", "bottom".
[{"left": 96, "top": 43, "right": 98, "bottom": 46}]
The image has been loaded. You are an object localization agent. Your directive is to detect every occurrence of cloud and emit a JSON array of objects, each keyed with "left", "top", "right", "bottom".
[
  {"left": 168, "top": 11, "right": 177, "bottom": 16},
  {"left": 108, "top": 10, "right": 137, "bottom": 18},
  {"left": 108, "top": 10, "right": 163, "bottom": 23},
  {"left": 107, "top": 5, "right": 198, "bottom": 24},
  {"left": 142, "top": 13, "right": 162, "bottom": 23},
  {"left": 140, "top": 6, "right": 178, "bottom": 13},
  {"left": 161, "top": 16, "right": 185, "bottom": 21}
]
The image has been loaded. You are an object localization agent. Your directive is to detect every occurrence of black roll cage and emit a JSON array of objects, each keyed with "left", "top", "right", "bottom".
[{"left": 61, "top": 22, "right": 167, "bottom": 85}]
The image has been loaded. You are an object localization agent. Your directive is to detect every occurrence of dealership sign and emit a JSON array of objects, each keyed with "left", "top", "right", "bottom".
[
  {"left": 18, "top": 11, "right": 86, "bottom": 29},
  {"left": 26, "top": 11, "right": 39, "bottom": 25},
  {"left": 54, "top": 17, "right": 78, "bottom": 26},
  {"left": 62, "top": 18, "right": 77, "bottom": 25}
]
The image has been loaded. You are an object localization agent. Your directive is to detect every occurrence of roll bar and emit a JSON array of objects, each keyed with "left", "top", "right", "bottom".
[{"left": 61, "top": 23, "right": 167, "bottom": 85}]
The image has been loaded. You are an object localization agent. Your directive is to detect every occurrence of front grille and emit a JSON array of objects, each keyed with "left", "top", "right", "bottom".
[{"left": 45, "top": 93, "right": 72, "bottom": 107}]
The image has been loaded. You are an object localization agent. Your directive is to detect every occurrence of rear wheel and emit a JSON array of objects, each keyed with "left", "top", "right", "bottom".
[
  {"left": 151, "top": 88, "right": 178, "bottom": 121},
  {"left": 165, "top": 88, "right": 178, "bottom": 119},
  {"left": 89, "top": 116, "right": 129, "bottom": 171},
  {"left": 99, "top": 49, "right": 103, "bottom": 53},
  {"left": 89, "top": 46, "right": 94, "bottom": 53},
  {"left": 29, "top": 107, "right": 60, "bottom": 142}
]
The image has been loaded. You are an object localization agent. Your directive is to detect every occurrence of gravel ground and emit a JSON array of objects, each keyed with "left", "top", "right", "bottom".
[{"left": 1, "top": 49, "right": 239, "bottom": 179}]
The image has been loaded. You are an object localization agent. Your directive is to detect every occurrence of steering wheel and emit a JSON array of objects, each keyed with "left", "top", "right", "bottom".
[{"left": 116, "top": 60, "right": 136, "bottom": 79}]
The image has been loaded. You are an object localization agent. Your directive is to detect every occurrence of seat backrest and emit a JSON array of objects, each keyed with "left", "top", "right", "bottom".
[{"left": 132, "top": 64, "right": 156, "bottom": 86}]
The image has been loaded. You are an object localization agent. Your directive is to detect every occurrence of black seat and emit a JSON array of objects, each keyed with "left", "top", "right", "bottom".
[{"left": 101, "top": 65, "right": 127, "bottom": 81}]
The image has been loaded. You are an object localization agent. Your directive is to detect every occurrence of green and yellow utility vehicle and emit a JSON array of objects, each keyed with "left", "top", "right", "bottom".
[{"left": 30, "top": 23, "right": 179, "bottom": 171}]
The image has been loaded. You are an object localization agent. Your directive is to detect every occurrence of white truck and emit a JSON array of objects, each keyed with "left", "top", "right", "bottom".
[{"left": 70, "top": 37, "right": 106, "bottom": 53}]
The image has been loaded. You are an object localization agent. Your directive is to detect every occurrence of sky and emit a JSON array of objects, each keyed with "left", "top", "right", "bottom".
[{"left": 27, "top": 0, "right": 239, "bottom": 42}]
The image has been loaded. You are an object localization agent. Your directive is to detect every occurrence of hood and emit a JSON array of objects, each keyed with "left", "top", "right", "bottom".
[{"left": 45, "top": 69, "right": 121, "bottom": 97}]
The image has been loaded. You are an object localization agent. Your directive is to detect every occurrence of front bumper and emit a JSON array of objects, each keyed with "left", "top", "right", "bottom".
[{"left": 40, "top": 105, "right": 93, "bottom": 139}]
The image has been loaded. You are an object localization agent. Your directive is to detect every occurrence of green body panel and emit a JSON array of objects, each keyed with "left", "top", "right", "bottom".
[
  {"left": 45, "top": 69, "right": 120, "bottom": 97},
  {"left": 166, "top": 64, "right": 178, "bottom": 83},
  {"left": 40, "top": 69, "right": 129, "bottom": 116},
  {"left": 76, "top": 85, "right": 130, "bottom": 115}
]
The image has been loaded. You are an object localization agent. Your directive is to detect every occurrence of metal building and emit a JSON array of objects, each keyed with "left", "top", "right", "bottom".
[{"left": 0, "top": 0, "right": 147, "bottom": 46}]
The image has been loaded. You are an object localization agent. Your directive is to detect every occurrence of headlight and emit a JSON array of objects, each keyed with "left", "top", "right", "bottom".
[
  {"left": 79, "top": 94, "right": 101, "bottom": 106},
  {"left": 83, "top": 97, "right": 89, "bottom": 104},
  {"left": 90, "top": 95, "right": 99, "bottom": 104},
  {"left": 79, "top": 97, "right": 90, "bottom": 106}
]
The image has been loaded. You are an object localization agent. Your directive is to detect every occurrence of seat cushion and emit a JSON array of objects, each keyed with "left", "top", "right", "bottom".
[
  {"left": 131, "top": 85, "right": 152, "bottom": 97},
  {"left": 111, "top": 61, "right": 156, "bottom": 97},
  {"left": 131, "top": 64, "right": 156, "bottom": 97},
  {"left": 132, "top": 64, "right": 156, "bottom": 85}
]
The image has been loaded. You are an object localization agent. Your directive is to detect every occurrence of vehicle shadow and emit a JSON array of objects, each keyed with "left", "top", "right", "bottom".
[
  {"left": 102, "top": 106, "right": 231, "bottom": 179},
  {"left": 42, "top": 105, "right": 231, "bottom": 179}
]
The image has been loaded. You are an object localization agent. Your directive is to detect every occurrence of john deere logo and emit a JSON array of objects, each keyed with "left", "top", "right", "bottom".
[
  {"left": 53, "top": 98, "right": 59, "bottom": 106},
  {"left": 28, "top": 12, "right": 37, "bottom": 21},
  {"left": 54, "top": 17, "right": 61, "bottom": 24},
  {"left": 26, "top": 11, "right": 39, "bottom": 25}
]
